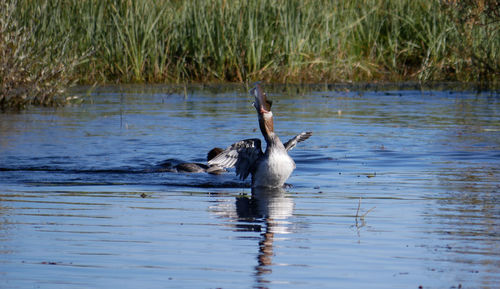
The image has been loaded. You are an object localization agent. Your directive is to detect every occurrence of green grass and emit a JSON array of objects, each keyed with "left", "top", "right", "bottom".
[{"left": 1, "top": 0, "right": 499, "bottom": 108}]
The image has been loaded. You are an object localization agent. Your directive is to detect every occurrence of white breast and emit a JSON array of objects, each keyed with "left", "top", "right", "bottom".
[{"left": 253, "top": 149, "right": 295, "bottom": 188}]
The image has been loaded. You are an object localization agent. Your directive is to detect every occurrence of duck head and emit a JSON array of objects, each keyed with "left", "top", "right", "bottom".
[{"left": 250, "top": 83, "right": 275, "bottom": 141}]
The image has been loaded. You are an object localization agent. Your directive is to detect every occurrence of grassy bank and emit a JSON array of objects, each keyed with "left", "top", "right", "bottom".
[{"left": 1, "top": 0, "right": 499, "bottom": 108}]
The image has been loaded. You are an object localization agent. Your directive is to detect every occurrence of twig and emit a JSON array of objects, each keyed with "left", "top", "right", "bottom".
[
  {"left": 354, "top": 197, "right": 376, "bottom": 229},
  {"left": 355, "top": 197, "right": 361, "bottom": 219}
]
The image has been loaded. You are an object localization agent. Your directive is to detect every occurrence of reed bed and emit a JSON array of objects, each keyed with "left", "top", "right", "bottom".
[{"left": 1, "top": 0, "right": 499, "bottom": 108}]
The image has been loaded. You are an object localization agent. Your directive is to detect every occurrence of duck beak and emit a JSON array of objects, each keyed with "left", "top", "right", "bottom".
[{"left": 251, "top": 83, "right": 272, "bottom": 114}]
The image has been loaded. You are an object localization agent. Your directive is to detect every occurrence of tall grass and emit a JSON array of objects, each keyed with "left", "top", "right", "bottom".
[
  {"left": 2, "top": 0, "right": 499, "bottom": 105},
  {"left": 443, "top": 0, "right": 500, "bottom": 83}
]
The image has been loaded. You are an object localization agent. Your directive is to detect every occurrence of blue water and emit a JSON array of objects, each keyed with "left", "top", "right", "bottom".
[{"left": 0, "top": 84, "right": 499, "bottom": 288}]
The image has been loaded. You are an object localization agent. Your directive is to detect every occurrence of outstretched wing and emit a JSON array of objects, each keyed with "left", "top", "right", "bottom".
[
  {"left": 283, "top": 131, "right": 312, "bottom": 151},
  {"left": 208, "top": 138, "right": 263, "bottom": 180}
]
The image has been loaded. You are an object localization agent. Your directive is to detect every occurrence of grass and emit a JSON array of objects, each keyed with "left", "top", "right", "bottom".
[
  {"left": 1, "top": 0, "right": 499, "bottom": 108},
  {"left": 0, "top": 1, "right": 88, "bottom": 109}
]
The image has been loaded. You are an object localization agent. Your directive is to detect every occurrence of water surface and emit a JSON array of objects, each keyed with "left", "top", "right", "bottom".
[{"left": 0, "top": 84, "right": 499, "bottom": 288}]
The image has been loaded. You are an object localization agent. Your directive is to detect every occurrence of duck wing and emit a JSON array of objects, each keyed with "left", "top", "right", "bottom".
[
  {"left": 283, "top": 131, "right": 312, "bottom": 151},
  {"left": 208, "top": 138, "right": 263, "bottom": 180}
]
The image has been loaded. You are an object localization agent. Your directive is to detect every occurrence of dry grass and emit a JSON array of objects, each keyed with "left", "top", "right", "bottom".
[{"left": 0, "top": 1, "right": 88, "bottom": 110}]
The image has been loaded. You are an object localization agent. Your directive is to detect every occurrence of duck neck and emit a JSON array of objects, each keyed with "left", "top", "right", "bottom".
[{"left": 259, "top": 112, "right": 283, "bottom": 149}]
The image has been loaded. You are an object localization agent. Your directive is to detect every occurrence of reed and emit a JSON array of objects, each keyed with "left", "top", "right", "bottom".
[{"left": 1, "top": 0, "right": 499, "bottom": 108}]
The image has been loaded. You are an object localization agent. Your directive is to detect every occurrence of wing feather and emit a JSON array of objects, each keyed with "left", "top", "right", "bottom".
[
  {"left": 283, "top": 131, "right": 312, "bottom": 151},
  {"left": 208, "top": 138, "right": 263, "bottom": 180}
]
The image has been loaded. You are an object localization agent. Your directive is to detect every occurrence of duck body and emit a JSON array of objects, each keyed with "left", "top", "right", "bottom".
[
  {"left": 252, "top": 140, "right": 295, "bottom": 188},
  {"left": 209, "top": 83, "right": 311, "bottom": 188}
]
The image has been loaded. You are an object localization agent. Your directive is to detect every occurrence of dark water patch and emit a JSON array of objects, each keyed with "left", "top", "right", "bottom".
[
  {"left": 0, "top": 165, "right": 253, "bottom": 190},
  {"left": 0, "top": 166, "right": 143, "bottom": 174}
]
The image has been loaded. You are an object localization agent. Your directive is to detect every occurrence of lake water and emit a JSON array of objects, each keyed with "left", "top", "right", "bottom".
[{"left": 0, "top": 84, "right": 499, "bottom": 289}]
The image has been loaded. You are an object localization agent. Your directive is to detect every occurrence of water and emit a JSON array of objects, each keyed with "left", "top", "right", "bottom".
[{"left": 0, "top": 84, "right": 499, "bottom": 289}]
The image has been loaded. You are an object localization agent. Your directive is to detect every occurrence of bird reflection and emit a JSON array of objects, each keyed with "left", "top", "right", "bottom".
[{"left": 210, "top": 186, "right": 293, "bottom": 288}]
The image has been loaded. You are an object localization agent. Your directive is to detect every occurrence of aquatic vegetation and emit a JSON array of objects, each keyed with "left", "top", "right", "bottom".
[{"left": 1, "top": 0, "right": 499, "bottom": 108}]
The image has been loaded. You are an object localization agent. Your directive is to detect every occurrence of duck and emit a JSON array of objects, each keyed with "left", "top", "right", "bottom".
[
  {"left": 158, "top": 147, "right": 226, "bottom": 174},
  {"left": 208, "top": 83, "right": 312, "bottom": 188}
]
